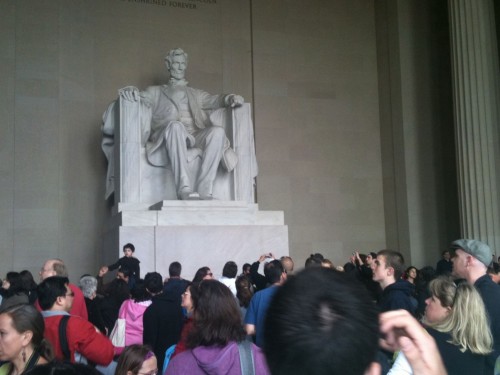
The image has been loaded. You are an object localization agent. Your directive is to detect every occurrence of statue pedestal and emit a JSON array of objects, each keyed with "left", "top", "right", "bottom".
[
  {"left": 102, "top": 201, "right": 289, "bottom": 280},
  {"left": 101, "top": 83, "right": 285, "bottom": 277}
]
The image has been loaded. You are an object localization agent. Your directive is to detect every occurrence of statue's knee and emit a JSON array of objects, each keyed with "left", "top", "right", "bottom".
[
  {"left": 209, "top": 126, "right": 225, "bottom": 139},
  {"left": 166, "top": 121, "right": 185, "bottom": 134}
]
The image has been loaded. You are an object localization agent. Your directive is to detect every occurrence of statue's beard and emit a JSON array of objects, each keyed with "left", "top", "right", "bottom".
[
  {"left": 168, "top": 77, "right": 188, "bottom": 87},
  {"left": 170, "top": 71, "right": 185, "bottom": 80}
]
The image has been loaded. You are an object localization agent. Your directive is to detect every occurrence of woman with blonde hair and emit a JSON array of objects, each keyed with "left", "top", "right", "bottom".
[{"left": 389, "top": 276, "right": 492, "bottom": 375}]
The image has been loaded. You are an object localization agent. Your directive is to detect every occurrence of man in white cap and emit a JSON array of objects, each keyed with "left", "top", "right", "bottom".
[{"left": 451, "top": 239, "right": 500, "bottom": 370}]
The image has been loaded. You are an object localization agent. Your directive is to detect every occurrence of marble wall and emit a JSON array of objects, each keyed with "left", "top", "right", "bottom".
[
  {"left": 0, "top": 0, "right": 455, "bottom": 280},
  {"left": 375, "top": 0, "right": 460, "bottom": 266},
  {"left": 250, "top": 0, "right": 386, "bottom": 267}
]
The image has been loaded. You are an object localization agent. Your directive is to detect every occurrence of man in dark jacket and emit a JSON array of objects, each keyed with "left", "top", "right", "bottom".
[
  {"left": 163, "top": 261, "right": 189, "bottom": 302},
  {"left": 435, "top": 250, "right": 453, "bottom": 276},
  {"left": 372, "top": 249, "right": 416, "bottom": 367},
  {"left": 143, "top": 272, "right": 184, "bottom": 368},
  {"left": 372, "top": 250, "right": 416, "bottom": 315},
  {"left": 451, "top": 239, "right": 500, "bottom": 372}
]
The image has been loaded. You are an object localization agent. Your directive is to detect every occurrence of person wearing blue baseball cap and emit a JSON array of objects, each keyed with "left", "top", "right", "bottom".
[{"left": 451, "top": 239, "right": 500, "bottom": 372}]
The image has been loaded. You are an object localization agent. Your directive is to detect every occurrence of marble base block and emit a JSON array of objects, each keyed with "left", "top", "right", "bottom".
[{"left": 102, "top": 201, "right": 289, "bottom": 280}]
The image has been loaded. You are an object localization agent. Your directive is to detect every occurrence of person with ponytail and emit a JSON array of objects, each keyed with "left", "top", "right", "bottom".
[{"left": 0, "top": 304, "right": 53, "bottom": 374}]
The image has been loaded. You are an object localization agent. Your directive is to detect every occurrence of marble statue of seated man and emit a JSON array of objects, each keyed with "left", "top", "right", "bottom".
[{"left": 120, "top": 47, "right": 244, "bottom": 200}]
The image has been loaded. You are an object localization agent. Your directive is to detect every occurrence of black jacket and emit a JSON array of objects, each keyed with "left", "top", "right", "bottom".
[
  {"left": 143, "top": 291, "right": 184, "bottom": 367},
  {"left": 474, "top": 274, "right": 500, "bottom": 371},
  {"left": 427, "top": 327, "right": 487, "bottom": 375},
  {"left": 377, "top": 279, "right": 416, "bottom": 315},
  {"left": 108, "top": 256, "right": 141, "bottom": 279}
]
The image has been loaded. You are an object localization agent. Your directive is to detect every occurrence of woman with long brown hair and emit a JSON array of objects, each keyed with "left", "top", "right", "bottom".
[{"left": 165, "top": 280, "right": 269, "bottom": 374}]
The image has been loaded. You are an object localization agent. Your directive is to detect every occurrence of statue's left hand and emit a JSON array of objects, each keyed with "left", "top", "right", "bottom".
[
  {"left": 119, "top": 86, "right": 140, "bottom": 102},
  {"left": 226, "top": 94, "right": 244, "bottom": 108}
]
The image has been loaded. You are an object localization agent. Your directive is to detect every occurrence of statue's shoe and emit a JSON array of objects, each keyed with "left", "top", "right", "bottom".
[
  {"left": 179, "top": 190, "right": 200, "bottom": 200},
  {"left": 199, "top": 193, "right": 214, "bottom": 200}
]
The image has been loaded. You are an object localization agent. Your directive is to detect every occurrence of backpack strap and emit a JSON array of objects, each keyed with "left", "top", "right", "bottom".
[
  {"left": 237, "top": 339, "right": 255, "bottom": 375},
  {"left": 58, "top": 315, "right": 71, "bottom": 361}
]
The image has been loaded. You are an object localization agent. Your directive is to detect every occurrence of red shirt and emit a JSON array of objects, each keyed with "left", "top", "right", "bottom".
[
  {"left": 36, "top": 283, "right": 88, "bottom": 321},
  {"left": 43, "top": 313, "right": 114, "bottom": 365}
]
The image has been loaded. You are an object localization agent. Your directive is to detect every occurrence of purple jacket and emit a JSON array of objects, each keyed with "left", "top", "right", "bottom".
[{"left": 165, "top": 341, "right": 270, "bottom": 375}]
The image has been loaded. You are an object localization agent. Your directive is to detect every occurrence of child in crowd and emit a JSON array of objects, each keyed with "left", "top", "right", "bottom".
[{"left": 100, "top": 243, "right": 140, "bottom": 288}]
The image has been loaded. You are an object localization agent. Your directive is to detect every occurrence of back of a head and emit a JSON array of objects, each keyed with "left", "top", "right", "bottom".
[
  {"left": 264, "top": 268, "right": 379, "bottom": 375},
  {"left": 52, "top": 261, "right": 68, "bottom": 277},
  {"left": 144, "top": 272, "right": 163, "bottom": 295},
  {"left": 377, "top": 249, "right": 405, "bottom": 280},
  {"left": 321, "top": 259, "right": 334, "bottom": 269},
  {"left": 20, "top": 270, "right": 37, "bottom": 291},
  {"left": 78, "top": 276, "right": 97, "bottom": 299},
  {"left": 37, "top": 276, "right": 70, "bottom": 311},
  {"left": 131, "top": 279, "right": 150, "bottom": 302},
  {"left": 222, "top": 261, "right": 238, "bottom": 278},
  {"left": 419, "top": 266, "right": 436, "bottom": 283},
  {"left": 235, "top": 275, "right": 253, "bottom": 308},
  {"left": 115, "top": 344, "right": 153, "bottom": 375},
  {"left": 264, "top": 260, "right": 284, "bottom": 284},
  {"left": 305, "top": 254, "right": 323, "bottom": 268},
  {"left": 5, "top": 271, "right": 25, "bottom": 295},
  {"left": 169, "top": 261, "right": 182, "bottom": 277},
  {"left": 192, "top": 266, "right": 210, "bottom": 283},
  {"left": 188, "top": 280, "right": 245, "bottom": 347},
  {"left": 280, "top": 256, "right": 294, "bottom": 273}
]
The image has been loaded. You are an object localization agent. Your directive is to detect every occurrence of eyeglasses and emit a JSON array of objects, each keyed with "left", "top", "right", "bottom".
[{"left": 138, "top": 369, "right": 158, "bottom": 375}]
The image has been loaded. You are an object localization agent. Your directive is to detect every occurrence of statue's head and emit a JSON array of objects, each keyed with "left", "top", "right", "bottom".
[{"left": 165, "top": 48, "right": 188, "bottom": 80}]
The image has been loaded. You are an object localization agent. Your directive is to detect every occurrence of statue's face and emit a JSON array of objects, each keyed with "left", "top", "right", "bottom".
[{"left": 168, "top": 54, "right": 187, "bottom": 80}]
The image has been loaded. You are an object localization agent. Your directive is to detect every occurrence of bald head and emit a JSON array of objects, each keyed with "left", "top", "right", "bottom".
[
  {"left": 40, "top": 259, "right": 67, "bottom": 281},
  {"left": 281, "top": 256, "right": 294, "bottom": 274}
]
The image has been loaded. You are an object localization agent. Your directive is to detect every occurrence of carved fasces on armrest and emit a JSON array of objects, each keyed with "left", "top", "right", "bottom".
[
  {"left": 118, "top": 94, "right": 152, "bottom": 147},
  {"left": 101, "top": 101, "right": 118, "bottom": 200},
  {"left": 209, "top": 103, "right": 258, "bottom": 202}
]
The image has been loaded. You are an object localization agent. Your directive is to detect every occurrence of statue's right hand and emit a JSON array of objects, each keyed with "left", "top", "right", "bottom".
[
  {"left": 118, "top": 86, "right": 140, "bottom": 102},
  {"left": 186, "top": 134, "right": 196, "bottom": 148}
]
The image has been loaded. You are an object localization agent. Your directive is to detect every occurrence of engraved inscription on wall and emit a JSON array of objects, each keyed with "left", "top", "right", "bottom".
[{"left": 120, "top": 0, "right": 217, "bottom": 10}]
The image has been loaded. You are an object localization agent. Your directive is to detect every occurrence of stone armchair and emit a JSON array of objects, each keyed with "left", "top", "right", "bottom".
[{"left": 101, "top": 95, "right": 258, "bottom": 209}]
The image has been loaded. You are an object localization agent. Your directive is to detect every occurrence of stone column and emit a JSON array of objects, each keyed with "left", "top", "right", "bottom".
[{"left": 448, "top": 0, "right": 500, "bottom": 250}]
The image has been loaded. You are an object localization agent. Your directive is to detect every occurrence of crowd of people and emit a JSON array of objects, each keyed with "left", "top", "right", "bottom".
[{"left": 0, "top": 239, "right": 499, "bottom": 374}]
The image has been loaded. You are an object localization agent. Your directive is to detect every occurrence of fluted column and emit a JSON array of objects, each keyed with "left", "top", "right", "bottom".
[{"left": 448, "top": 0, "right": 500, "bottom": 250}]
